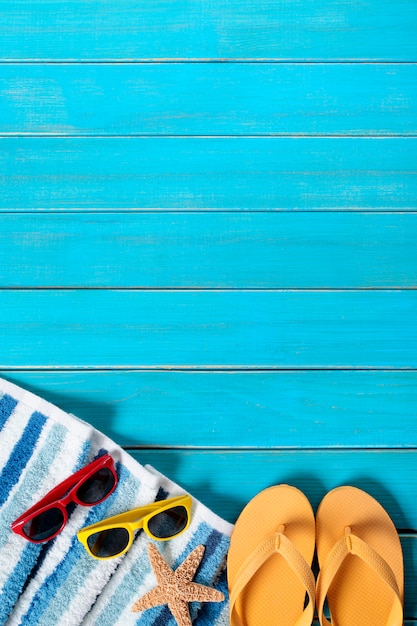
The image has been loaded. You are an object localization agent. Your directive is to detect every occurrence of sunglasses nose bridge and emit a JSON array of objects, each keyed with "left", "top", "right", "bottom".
[
  {"left": 130, "top": 515, "right": 147, "bottom": 534},
  {"left": 59, "top": 486, "right": 78, "bottom": 507}
]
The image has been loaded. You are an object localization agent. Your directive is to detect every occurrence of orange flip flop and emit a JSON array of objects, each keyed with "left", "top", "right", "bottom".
[
  {"left": 227, "top": 485, "right": 316, "bottom": 626},
  {"left": 316, "top": 486, "right": 404, "bottom": 626}
]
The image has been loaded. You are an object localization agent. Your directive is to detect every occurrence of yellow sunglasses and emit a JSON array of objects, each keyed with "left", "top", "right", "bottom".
[{"left": 77, "top": 494, "right": 192, "bottom": 559}]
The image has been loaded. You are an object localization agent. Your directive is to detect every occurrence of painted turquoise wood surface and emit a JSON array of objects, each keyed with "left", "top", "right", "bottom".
[
  {"left": 1, "top": 138, "right": 416, "bottom": 210},
  {"left": 133, "top": 449, "right": 417, "bottom": 526},
  {"left": 1, "top": 0, "right": 416, "bottom": 617},
  {"left": 1, "top": 0, "right": 416, "bottom": 60},
  {"left": 1, "top": 290, "right": 416, "bottom": 368},
  {"left": 1, "top": 213, "right": 416, "bottom": 288},
  {"left": 1, "top": 63, "right": 416, "bottom": 135},
  {"left": 2, "top": 371, "right": 416, "bottom": 449}
]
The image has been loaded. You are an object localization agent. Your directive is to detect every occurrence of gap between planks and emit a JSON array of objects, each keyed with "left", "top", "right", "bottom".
[{"left": 0, "top": 59, "right": 416, "bottom": 64}]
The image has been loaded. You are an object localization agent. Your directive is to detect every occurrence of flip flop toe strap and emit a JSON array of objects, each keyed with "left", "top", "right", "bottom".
[
  {"left": 316, "top": 528, "right": 403, "bottom": 626},
  {"left": 230, "top": 529, "right": 315, "bottom": 626}
]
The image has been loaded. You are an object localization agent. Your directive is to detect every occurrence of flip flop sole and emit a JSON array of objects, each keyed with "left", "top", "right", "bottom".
[
  {"left": 316, "top": 486, "right": 404, "bottom": 626},
  {"left": 228, "top": 484, "right": 315, "bottom": 626}
]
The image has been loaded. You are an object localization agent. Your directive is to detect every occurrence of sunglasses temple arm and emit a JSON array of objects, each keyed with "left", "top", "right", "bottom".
[
  {"left": 113, "top": 499, "right": 190, "bottom": 527},
  {"left": 127, "top": 496, "right": 190, "bottom": 522},
  {"left": 15, "top": 460, "right": 111, "bottom": 523},
  {"left": 78, "top": 501, "right": 174, "bottom": 536},
  {"left": 11, "top": 480, "right": 79, "bottom": 526},
  {"left": 78, "top": 496, "right": 191, "bottom": 537}
]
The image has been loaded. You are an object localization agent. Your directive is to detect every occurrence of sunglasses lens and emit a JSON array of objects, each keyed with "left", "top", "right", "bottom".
[
  {"left": 76, "top": 467, "right": 115, "bottom": 505},
  {"left": 87, "top": 528, "right": 129, "bottom": 558},
  {"left": 23, "top": 507, "right": 65, "bottom": 542},
  {"left": 148, "top": 505, "right": 189, "bottom": 539}
]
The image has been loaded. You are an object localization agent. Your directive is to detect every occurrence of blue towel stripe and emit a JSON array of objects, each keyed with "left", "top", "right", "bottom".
[
  {"left": 21, "top": 541, "right": 53, "bottom": 597},
  {"left": 91, "top": 541, "right": 155, "bottom": 626},
  {"left": 20, "top": 532, "right": 89, "bottom": 625},
  {"left": 188, "top": 529, "right": 229, "bottom": 624},
  {"left": 0, "top": 393, "right": 18, "bottom": 431},
  {"left": 149, "top": 605, "right": 174, "bottom": 626},
  {"left": 196, "top": 528, "right": 230, "bottom": 583},
  {"left": 174, "top": 520, "right": 214, "bottom": 569},
  {"left": 0, "top": 542, "right": 44, "bottom": 624},
  {"left": 0, "top": 421, "right": 86, "bottom": 623},
  {"left": 0, "top": 421, "right": 68, "bottom": 553},
  {"left": 197, "top": 527, "right": 229, "bottom": 573},
  {"left": 20, "top": 522, "right": 107, "bottom": 624},
  {"left": 187, "top": 528, "right": 229, "bottom": 625},
  {"left": 195, "top": 568, "right": 229, "bottom": 626},
  {"left": 0, "top": 410, "right": 47, "bottom": 508}
]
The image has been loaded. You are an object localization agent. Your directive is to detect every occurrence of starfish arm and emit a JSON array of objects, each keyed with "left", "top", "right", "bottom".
[
  {"left": 131, "top": 587, "right": 167, "bottom": 612},
  {"left": 148, "top": 543, "right": 176, "bottom": 584},
  {"left": 168, "top": 600, "right": 193, "bottom": 626},
  {"left": 175, "top": 545, "right": 205, "bottom": 581},
  {"left": 131, "top": 543, "right": 224, "bottom": 623},
  {"left": 178, "top": 581, "right": 225, "bottom": 604}
]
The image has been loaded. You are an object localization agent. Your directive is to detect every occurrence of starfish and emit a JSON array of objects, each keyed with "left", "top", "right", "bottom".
[{"left": 131, "top": 543, "right": 225, "bottom": 626}]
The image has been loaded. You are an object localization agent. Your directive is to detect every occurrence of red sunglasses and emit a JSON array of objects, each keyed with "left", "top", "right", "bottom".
[{"left": 11, "top": 454, "right": 118, "bottom": 543}]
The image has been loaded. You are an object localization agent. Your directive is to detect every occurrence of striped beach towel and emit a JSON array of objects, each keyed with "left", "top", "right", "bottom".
[{"left": 0, "top": 378, "right": 233, "bottom": 626}]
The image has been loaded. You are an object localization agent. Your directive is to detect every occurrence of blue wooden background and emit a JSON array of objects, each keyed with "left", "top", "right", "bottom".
[{"left": 0, "top": 0, "right": 416, "bottom": 620}]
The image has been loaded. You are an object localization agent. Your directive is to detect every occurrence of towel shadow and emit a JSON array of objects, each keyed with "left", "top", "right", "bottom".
[{"left": 2, "top": 373, "right": 118, "bottom": 444}]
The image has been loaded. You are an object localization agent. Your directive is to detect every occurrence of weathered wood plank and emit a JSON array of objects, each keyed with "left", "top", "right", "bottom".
[
  {"left": 1, "top": 137, "right": 416, "bottom": 210},
  {"left": 1, "top": 63, "right": 416, "bottom": 136},
  {"left": 1, "top": 212, "right": 416, "bottom": 288},
  {"left": 402, "top": 536, "right": 417, "bottom": 618},
  {"left": 131, "top": 449, "right": 417, "bottom": 526},
  {"left": 1, "top": 0, "right": 416, "bottom": 61},
  {"left": 2, "top": 370, "right": 416, "bottom": 449},
  {"left": 0, "top": 290, "right": 416, "bottom": 368}
]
